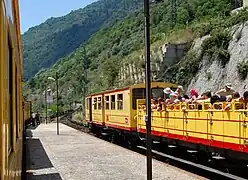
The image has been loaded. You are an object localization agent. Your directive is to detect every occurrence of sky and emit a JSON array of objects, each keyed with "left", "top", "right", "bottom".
[{"left": 19, "top": 0, "right": 98, "bottom": 33}]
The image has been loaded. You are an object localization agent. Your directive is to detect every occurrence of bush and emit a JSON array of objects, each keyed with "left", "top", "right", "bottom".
[
  {"left": 201, "top": 29, "right": 231, "bottom": 67},
  {"left": 237, "top": 60, "right": 248, "bottom": 80}
]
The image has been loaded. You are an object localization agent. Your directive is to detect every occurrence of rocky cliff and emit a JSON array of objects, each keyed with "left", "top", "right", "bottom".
[{"left": 187, "top": 21, "right": 248, "bottom": 95}]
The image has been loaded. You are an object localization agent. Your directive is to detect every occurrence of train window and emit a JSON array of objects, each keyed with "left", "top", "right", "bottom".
[
  {"left": 7, "top": 36, "right": 13, "bottom": 152},
  {"left": 152, "top": 88, "right": 164, "bottom": 99},
  {"left": 132, "top": 88, "right": 145, "bottom": 109},
  {"left": 132, "top": 87, "right": 165, "bottom": 109},
  {"left": 105, "top": 96, "right": 110, "bottom": 110},
  {"left": 93, "top": 98, "right": 97, "bottom": 110},
  {"left": 98, "top": 97, "right": 102, "bottom": 110},
  {"left": 111, "top": 95, "right": 116, "bottom": 110},
  {"left": 117, "top": 94, "right": 123, "bottom": 110}
]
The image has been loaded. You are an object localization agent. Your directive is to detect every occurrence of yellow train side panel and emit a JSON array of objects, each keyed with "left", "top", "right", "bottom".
[
  {"left": 91, "top": 94, "right": 104, "bottom": 125},
  {"left": 1, "top": 0, "right": 23, "bottom": 179},
  {"left": 104, "top": 89, "right": 132, "bottom": 130}
]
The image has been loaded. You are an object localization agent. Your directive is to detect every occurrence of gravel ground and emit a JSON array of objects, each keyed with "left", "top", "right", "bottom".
[{"left": 26, "top": 123, "right": 206, "bottom": 180}]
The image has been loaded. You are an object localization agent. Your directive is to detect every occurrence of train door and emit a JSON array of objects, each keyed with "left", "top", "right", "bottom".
[{"left": 89, "top": 98, "right": 92, "bottom": 122}]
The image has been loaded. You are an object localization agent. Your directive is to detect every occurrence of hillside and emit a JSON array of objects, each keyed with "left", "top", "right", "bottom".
[
  {"left": 24, "top": 0, "right": 248, "bottom": 114},
  {"left": 22, "top": 0, "right": 144, "bottom": 80}
]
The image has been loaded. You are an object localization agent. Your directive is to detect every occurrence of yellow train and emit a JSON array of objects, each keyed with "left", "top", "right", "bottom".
[
  {"left": 85, "top": 82, "right": 177, "bottom": 140},
  {"left": 23, "top": 100, "right": 32, "bottom": 127},
  {"left": 0, "top": 0, "right": 24, "bottom": 179},
  {"left": 86, "top": 82, "right": 248, "bottom": 162}
]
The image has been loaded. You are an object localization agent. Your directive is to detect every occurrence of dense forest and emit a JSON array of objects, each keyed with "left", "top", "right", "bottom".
[
  {"left": 22, "top": 0, "right": 144, "bottom": 80},
  {"left": 23, "top": 0, "right": 248, "bottom": 115}
]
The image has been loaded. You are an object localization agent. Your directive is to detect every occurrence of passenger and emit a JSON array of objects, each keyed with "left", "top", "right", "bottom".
[
  {"left": 169, "top": 92, "right": 178, "bottom": 104},
  {"left": 195, "top": 91, "right": 212, "bottom": 103},
  {"left": 238, "top": 91, "right": 248, "bottom": 109},
  {"left": 175, "top": 85, "right": 184, "bottom": 97},
  {"left": 190, "top": 89, "right": 199, "bottom": 100},
  {"left": 210, "top": 95, "right": 220, "bottom": 104},
  {"left": 163, "top": 87, "right": 173, "bottom": 99},
  {"left": 232, "top": 92, "right": 241, "bottom": 100},
  {"left": 151, "top": 99, "right": 158, "bottom": 110},
  {"left": 215, "top": 83, "right": 235, "bottom": 97},
  {"left": 31, "top": 112, "right": 36, "bottom": 126},
  {"left": 36, "top": 111, "right": 40, "bottom": 125},
  {"left": 157, "top": 98, "right": 164, "bottom": 111}
]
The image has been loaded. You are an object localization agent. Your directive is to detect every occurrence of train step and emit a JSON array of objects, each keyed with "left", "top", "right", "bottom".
[
  {"left": 101, "top": 132, "right": 109, "bottom": 136},
  {"left": 187, "top": 150, "right": 198, "bottom": 153},
  {"left": 212, "top": 156, "right": 225, "bottom": 160},
  {"left": 168, "top": 145, "right": 177, "bottom": 148}
]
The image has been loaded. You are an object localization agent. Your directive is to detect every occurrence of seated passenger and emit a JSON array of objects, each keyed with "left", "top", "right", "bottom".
[
  {"left": 151, "top": 99, "right": 158, "bottom": 110},
  {"left": 169, "top": 92, "right": 178, "bottom": 104},
  {"left": 195, "top": 91, "right": 212, "bottom": 104},
  {"left": 237, "top": 91, "right": 248, "bottom": 109},
  {"left": 223, "top": 92, "right": 241, "bottom": 111},
  {"left": 175, "top": 85, "right": 184, "bottom": 97},
  {"left": 215, "top": 83, "right": 235, "bottom": 97},
  {"left": 157, "top": 98, "right": 164, "bottom": 111},
  {"left": 190, "top": 89, "right": 199, "bottom": 100},
  {"left": 163, "top": 87, "right": 173, "bottom": 99}
]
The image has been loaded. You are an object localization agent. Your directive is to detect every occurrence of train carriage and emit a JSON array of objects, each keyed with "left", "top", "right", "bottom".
[
  {"left": 137, "top": 98, "right": 248, "bottom": 161},
  {"left": 0, "top": 0, "right": 24, "bottom": 179},
  {"left": 23, "top": 100, "right": 32, "bottom": 127},
  {"left": 86, "top": 82, "right": 178, "bottom": 137}
]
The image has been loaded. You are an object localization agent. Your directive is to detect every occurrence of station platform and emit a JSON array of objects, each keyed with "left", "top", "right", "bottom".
[{"left": 25, "top": 123, "right": 204, "bottom": 180}]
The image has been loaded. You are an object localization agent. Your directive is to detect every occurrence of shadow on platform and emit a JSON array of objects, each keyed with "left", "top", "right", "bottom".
[
  {"left": 26, "top": 172, "right": 63, "bottom": 180},
  {"left": 26, "top": 138, "right": 54, "bottom": 170}
]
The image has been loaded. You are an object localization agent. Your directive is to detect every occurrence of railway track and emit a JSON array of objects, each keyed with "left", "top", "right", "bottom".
[{"left": 60, "top": 115, "right": 248, "bottom": 180}]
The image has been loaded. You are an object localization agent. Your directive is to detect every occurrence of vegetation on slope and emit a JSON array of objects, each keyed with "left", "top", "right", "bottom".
[
  {"left": 22, "top": 0, "right": 144, "bottom": 80},
  {"left": 24, "top": 0, "right": 248, "bottom": 113}
]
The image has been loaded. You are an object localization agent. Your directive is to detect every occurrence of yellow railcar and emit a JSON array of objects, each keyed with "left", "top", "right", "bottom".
[
  {"left": 137, "top": 100, "right": 248, "bottom": 161},
  {"left": 86, "top": 82, "right": 178, "bottom": 134},
  {"left": 23, "top": 100, "right": 32, "bottom": 126},
  {"left": 0, "top": 0, "right": 24, "bottom": 179}
]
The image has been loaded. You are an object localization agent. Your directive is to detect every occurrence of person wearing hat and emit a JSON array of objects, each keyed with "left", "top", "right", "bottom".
[
  {"left": 163, "top": 87, "right": 173, "bottom": 99},
  {"left": 175, "top": 85, "right": 184, "bottom": 97},
  {"left": 215, "top": 83, "right": 235, "bottom": 97}
]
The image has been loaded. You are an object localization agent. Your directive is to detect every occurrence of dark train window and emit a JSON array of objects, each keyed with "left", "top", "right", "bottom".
[
  {"left": 93, "top": 98, "right": 97, "bottom": 110},
  {"left": 132, "top": 88, "right": 145, "bottom": 110},
  {"left": 111, "top": 95, "right": 115, "bottom": 110},
  {"left": 117, "top": 94, "right": 123, "bottom": 110},
  {"left": 7, "top": 37, "right": 13, "bottom": 152},
  {"left": 98, "top": 97, "right": 102, "bottom": 110},
  {"left": 105, "top": 96, "right": 109, "bottom": 110},
  {"left": 132, "top": 88, "right": 165, "bottom": 109}
]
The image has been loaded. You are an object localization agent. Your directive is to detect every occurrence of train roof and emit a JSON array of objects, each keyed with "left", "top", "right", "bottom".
[{"left": 86, "top": 82, "right": 178, "bottom": 97}]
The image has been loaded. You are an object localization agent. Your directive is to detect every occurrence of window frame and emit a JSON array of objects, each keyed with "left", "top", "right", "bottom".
[
  {"left": 111, "top": 95, "right": 116, "bottom": 110},
  {"left": 98, "top": 97, "right": 102, "bottom": 110},
  {"left": 117, "top": 94, "right": 123, "bottom": 110},
  {"left": 93, "top": 97, "right": 97, "bottom": 110},
  {"left": 105, "top": 96, "right": 110, "bottom": 110}
]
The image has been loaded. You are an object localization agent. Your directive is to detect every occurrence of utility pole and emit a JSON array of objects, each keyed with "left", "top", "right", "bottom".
[
  {"left": 82, "top": 47, "right": 88, "bottom": 115},
  {"left": 171, "top": 0, "right": 177, "bottom": 28},
  {"left": 56, "top": 72, "right": 59, "bottom": 135},
  {"left": 144, "top": 0, "right": 152, "bottom": 180},
  {"left": 45, "top": 87, "right": 48, "bottom": 124}
]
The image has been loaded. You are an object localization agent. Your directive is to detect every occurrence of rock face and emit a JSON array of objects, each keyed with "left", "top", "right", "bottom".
[
  {"left": 187, "top": 21, "right": 248, "bottom": 95},
  {"left": 118, "top": 42, "right": 189, "bottom": 86}
]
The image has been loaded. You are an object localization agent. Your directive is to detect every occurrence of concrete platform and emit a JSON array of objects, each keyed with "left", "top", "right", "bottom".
[{"left": 25, "top": 123, "right": 205, "bottom": 180}]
